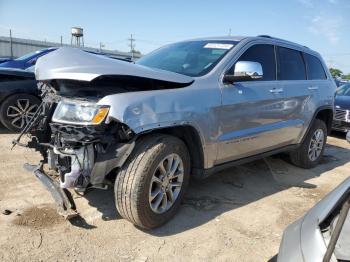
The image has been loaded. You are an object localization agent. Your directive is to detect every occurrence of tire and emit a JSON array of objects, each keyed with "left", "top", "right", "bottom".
[
  {"left": 114, "top": 134, "right": 190, "bottom": 229},
  {"left": 289, "top": 119, "right": 327, "bottom": 168},
  {"left": 0, "top": 94, "right": 40, "bottom": 132}
]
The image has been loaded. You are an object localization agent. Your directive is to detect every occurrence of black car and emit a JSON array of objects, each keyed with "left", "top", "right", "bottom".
[
  {"left": 0, "top": 68, "right": 40, "bottom": 132},
  {"left": 333, "top": 82, "right": 350, "bottom": 132}
]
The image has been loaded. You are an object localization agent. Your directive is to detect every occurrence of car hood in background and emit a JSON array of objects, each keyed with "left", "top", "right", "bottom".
[
  {"left": 0, "top": 60, "right": 24, "bottom": 69},
  {"left": 0, "top": 67, "right": 34, "bottom": 78},
  {"left": 335, "top": 96, "right": 350, "bottom": 110},
  {"left": 35, "top": 47, "right": 194, "bottom": 84}
]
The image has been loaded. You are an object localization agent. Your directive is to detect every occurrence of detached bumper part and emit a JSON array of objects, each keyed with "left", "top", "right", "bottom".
[{"left": 23, "top": 163, "right": 78, "bottom": 219}]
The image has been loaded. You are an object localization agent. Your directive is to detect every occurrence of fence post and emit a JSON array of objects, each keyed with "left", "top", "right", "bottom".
[{"left": 9, "top": 29, "right": 13, "bottom": 58}]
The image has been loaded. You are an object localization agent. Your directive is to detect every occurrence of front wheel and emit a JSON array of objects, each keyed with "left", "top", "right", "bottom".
[
  {"left": 289, "top": 119, "right": 327, "bottom": 168},
  {"left": 114, "top": 134, "right": 190, "bottom": 229},
  {"left": 0, "top": 94, "right": 40, "bottom": 132}
]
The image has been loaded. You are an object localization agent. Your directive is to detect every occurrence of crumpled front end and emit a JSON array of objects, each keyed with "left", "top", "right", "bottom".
[
  {"left": 13, "top": 82, "right": 136, "bottom": 217},
  {"left": 13, "top": 47, "right": 197, "bottom": 218}
]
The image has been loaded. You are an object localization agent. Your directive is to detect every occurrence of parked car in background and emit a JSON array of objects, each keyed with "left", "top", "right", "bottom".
[
  {"left": 0, "top": 56, "right": 12, "bottom": 64},
  {"left": 16, "top": 36, "right": 335, "bottom": 229},
  {"left": 334, "top": 77, "right": 348, "bottom": 87},
  {"left": 0, "top": 68, "right": 40, "bottom": 132},
  {"left": 0, "top": 47, "right": 57, "bottom": 70},
  {"left": 277, "top": 175, "right": 350, "bottom": 262},
  {"left": 332, "top": 82, "right": 350, "bottom": 132}
]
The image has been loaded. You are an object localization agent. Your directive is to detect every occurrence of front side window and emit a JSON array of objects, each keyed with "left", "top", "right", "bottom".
[
  {"left": 136, "top": 40, "right": 237, "bottom": 77},
  {"left": 277, "top": 47, "right": 306, "bottom": 80},
  {"left": 304, "top": 53, "right": 327, "bottom": 80},
  {"left": 228, "top": 44, "right": 276, "bottom": 81}
]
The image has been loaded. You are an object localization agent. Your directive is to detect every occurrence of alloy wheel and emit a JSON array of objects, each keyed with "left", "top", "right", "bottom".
[
  {"left": 149, "top": 153, "right": 184, "bottom": 214},
  {"left": 308, "top": 128, "right": 325, "bottom": 161},
  {"left": 6, "top": 99, "right": 38, "bottom": 129}
]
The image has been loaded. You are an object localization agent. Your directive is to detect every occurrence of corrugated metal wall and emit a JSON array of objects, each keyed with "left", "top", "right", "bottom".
[{"left": 0, "top": 36, "right": 140, "bottom": 59}]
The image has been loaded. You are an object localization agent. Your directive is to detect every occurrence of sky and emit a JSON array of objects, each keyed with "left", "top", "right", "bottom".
[{"left": 0, "top": 0, "right": 349, "bottom": 73}]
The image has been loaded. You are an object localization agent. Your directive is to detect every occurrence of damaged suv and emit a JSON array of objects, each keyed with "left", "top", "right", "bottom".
[{"left": 14, "top": 36, "right": 335, "bottom": 229}]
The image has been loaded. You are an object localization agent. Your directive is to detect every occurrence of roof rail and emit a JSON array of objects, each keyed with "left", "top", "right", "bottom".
[{"left": 257, "top": 35, "right": 273, "bottom": 38}]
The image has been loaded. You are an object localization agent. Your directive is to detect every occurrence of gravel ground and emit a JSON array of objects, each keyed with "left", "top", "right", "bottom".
[{"left": 0, "top": 127, "right": 349, "bottom": 262}]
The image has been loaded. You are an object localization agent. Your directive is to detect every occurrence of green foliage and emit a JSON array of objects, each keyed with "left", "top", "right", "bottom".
[{"left": 329, "top": 68, "right": 343, "bottom": 78}]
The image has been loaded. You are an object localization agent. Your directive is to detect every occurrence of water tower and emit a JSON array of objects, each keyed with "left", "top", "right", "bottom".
[{"left": 71, "top": 27, "right": 84, "bottom": 47}]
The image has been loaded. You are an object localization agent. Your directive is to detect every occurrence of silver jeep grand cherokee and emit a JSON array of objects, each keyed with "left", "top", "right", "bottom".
[{"left": 15, "top": 35, "right": 336, "bottom": 229}]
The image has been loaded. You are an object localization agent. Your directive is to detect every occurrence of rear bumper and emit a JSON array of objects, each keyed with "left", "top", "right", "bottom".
[{"left": 23, "top": 163, "right": 78, "bottom": 219}]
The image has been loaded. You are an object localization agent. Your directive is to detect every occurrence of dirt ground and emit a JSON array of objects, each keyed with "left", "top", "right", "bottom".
[{"left": 0, "top": 127, "right": 349, "bottom": 262}]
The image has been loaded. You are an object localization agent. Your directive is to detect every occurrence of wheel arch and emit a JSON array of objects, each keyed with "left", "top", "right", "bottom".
[
  {"left": 0, "top": 91, "right": 41, "bottom": 106},
  {"left": 301, "top": 106, "right": 333, "bottom": 144},
  {"left": 136, "top": 125, "right": 205, "bottom": 177},
  {"left": 315, "top": 107, "right": 333, "bottom": 135}
]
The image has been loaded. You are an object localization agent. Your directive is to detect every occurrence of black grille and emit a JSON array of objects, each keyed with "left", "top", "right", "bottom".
[{"left": 334, "top": 109, "right": 349, "bottom": 121}]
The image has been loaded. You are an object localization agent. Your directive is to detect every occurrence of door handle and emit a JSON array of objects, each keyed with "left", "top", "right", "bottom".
[
  {"left": 308, "top": 86, "right": 319, "bottom": 90},
  {"left": 269, "top": 88, "right": 284, "bottom": 94}
]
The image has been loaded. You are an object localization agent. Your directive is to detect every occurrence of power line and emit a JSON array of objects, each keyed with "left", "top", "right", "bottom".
[{"left": 128, "top": 34, "right": 135, "bottom": 59}]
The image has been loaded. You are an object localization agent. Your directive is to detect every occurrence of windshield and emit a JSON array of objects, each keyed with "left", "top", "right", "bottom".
[
  {"left": 137, "top": 40, "right": 237, "bottom": 77},
  {"left": 336, "top": 83, "right": 350, "bottom": 96},
  {"left": 15, "top": 49, "right": 53, "bottom": 61}
]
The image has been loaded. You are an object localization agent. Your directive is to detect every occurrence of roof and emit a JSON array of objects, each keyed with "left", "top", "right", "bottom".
[{"left": 186, "top": 35, "right": 318, "bottom": 55}]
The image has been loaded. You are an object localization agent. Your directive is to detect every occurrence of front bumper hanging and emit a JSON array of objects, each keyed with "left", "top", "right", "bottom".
[{"left": 23, "top": 163, "right": 78, "bottom": 219}]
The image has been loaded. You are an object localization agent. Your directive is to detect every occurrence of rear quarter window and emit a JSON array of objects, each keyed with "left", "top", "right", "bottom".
[
  {"left": 277, "top": 46, "right": 306, "bottom": 80},
  {"left": 304, "top": 53, "right": 327, "bottom": 80}
]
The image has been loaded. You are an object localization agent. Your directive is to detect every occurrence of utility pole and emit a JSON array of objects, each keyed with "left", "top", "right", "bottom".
[
  {"left": 128, "top": 34, "right": 135, "bottom": 60},
  {"left": 228, "top": 28, "right": 232, "bottom": 36},
  {"left": 99, "top": 42, "right": 105, "bottom": 53},
  {"left": 9, "top": 29, "right": 13, "bottom": 59},
  {"left": 60, "top": 35, "right": 63, "bottom": 46}
]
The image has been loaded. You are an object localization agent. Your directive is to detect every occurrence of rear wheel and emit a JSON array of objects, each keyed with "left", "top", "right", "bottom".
[
  {"left": 0, "top": 94, "right": 40, "bottom": 132},
  {"left": 114, "top": 134, "right": 190, "bottom": 229},
  {"left": 289, "top": 119, "right": 327, "bottom": 168}
]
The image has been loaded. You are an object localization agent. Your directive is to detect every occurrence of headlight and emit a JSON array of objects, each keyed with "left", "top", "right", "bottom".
[{"left": 52, "top": 100, "right": 109, "bottom": 125}]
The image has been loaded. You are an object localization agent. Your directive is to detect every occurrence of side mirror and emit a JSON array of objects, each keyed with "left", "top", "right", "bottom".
[
  {"left": 346, "top": 131, "right": 350, "bottom": 143},
  {"left": 223, "top": 61, "right": 263, "bottom": 84}
]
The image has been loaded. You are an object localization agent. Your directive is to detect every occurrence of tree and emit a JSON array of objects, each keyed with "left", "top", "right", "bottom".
[
  {"left": 343, "top": 74, "right": 350, "bottom": 80},
  {"left": 329, "top": 68, "right": 343, "bottom": 78}
]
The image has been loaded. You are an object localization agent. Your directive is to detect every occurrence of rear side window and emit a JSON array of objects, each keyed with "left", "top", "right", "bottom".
[
  {"left": 304, "top": 53, "right": 327, "bottom": 80},
  {"left": 277, "top": 47, "right": 306, "bottom": 80},
  {"left": 232, "top": 44, "right": 276, "bottom": 81}
]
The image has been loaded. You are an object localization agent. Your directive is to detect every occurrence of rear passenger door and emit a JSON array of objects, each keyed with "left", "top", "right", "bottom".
[
  {"left": 275, "top": 46, "right": 312, "bottom": 144},
  {"left": 303, "top": 52, "right": 329, "bottom": 108}
]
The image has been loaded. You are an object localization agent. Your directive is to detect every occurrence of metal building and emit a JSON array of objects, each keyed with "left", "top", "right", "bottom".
[{"left": 0, "top": 36, "right": 141, "bottom": 60}]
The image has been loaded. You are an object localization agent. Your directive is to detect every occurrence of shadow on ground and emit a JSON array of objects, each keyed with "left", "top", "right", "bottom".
[
  {"left": 0, "top": 126, "right": 16, "bottom": 135},
  {"left": 79, "top": 133, "right": 350, "bottom": 236}
]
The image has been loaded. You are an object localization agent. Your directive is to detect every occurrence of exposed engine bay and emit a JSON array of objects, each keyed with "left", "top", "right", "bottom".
[
  {"left": 12, "top": 80, "right": 141, "bottom": 217},
  {"left": 14, "top": 81, "right": 138, "bottom": 191}
]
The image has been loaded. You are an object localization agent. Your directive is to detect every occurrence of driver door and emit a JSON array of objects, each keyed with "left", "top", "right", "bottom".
[{"left": 216, "top": 43, "right": 292, "bottom": 164}]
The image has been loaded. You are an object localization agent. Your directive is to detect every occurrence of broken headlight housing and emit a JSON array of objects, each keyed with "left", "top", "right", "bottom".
[{"left": 52, "top": 99, "right": 109, "bottom": 125}]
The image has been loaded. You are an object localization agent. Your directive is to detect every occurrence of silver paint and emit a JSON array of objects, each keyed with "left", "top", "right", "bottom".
[
  {"left": 277, "top": 177, "right": 350, "bottom": 262},
  {"left": 35, "top": 47, "right": 193, "bottom": 83},
  {"left": 36, "top": 36, "right": 336, "bottom": 170}
]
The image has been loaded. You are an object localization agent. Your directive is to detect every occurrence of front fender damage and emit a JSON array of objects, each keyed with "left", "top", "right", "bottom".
[{"left": 13, "top": 83, "right": 138, "bottom": 217}]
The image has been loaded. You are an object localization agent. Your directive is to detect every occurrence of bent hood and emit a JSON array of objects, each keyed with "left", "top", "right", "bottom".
[{"left": 34, "top": 47, "right": 193, "bottom": 84}]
